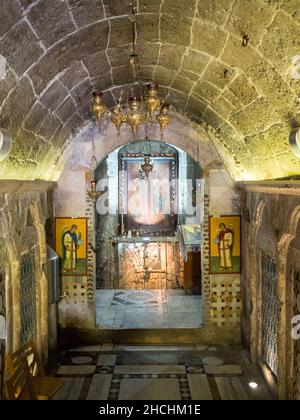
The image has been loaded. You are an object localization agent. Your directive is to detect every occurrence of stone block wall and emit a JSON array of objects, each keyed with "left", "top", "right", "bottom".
[
  {"left": 0, "top": 181, "right": 54, "bottom": 398},
  {"left": 239, "top": 183, "right": 300, "bottom": 400},
  {"left": 0, "top": 271, "right": 5, "bottom": 400}
]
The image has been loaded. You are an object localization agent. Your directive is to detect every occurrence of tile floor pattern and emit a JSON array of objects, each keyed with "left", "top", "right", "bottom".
[
  {"left": 52, "top": 345, "right": 273, "bottom": 400},
  {"left": 96, "top": 289, "right": 202, "bottom": 329}
]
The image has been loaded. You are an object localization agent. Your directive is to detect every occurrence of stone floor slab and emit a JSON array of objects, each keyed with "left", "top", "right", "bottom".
[
  {"left": 118, "top": 378, "right": 181, "bottom": 400},
  {"left": 52, "top": 377, "right": 85, "bottom": 400},
  {"left": 86, "top": 374, "right": 112, "bottom": 400},
  {"left": 114, "top": 365, "right": 186, "bottom": 374},
  {"left": 204, "top": 365, "right": 242, "bottom": 375},
  {"left": 188, "top": 374, "right": 213, "bottom": 400},
  {"left": 215, "top": 377, "right": 248, "bottom": 400},
  {"left": 57, "top": 365, "right": 96, "bottom": 375},
  {"left": 97, "top": 354, "right": 117, "bottom": 366}
]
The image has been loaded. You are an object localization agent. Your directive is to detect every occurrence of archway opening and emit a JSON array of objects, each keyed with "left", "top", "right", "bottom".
[{"left": 94, "top": 139, "right": 203, "bottom": 330}]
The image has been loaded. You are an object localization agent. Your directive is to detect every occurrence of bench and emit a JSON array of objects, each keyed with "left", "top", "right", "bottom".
[{"left": 6, "top": 340, "right": 64, "bottom": 400}]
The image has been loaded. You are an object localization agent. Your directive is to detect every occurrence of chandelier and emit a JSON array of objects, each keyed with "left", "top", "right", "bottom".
[
  {"left": 91, "top": 4, "right": 171, "bottom": 138},
  {"left": 91, "top": 83, "right": 171, "bottom": 138}
]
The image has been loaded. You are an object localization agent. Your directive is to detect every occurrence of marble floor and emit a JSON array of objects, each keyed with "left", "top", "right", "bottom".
[
  {"left": 96, "top": 289, "right": 202, "bottom": 329},
  {"left": 52, "top": 344, "right": 273, "bottom": 400}
]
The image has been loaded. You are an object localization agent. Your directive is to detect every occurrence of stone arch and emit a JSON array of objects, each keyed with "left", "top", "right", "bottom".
[
  {"left": 27, "top": 201, "right": 49, "bottom": 358},
  {"left": 254, "top": 200, "right": 282, "bottom": 392},
  {"left": 1, "top": 2, "right": 300, "bottom": 181},
  {"left": 92, "top": 135, "right": 207, "bottom": 321},
  {"left": 0, "top": 238, "right": 13, "bottom": 399},
  {"left": 278, "top": 205, "right": 300, "bottom": 399},
  {"left": 59, "top": 114, "right": 222, "bottom": 177},
  {"left": 248, "top": 199, "right": 266, "bottom": 362},
  {"left": 0, "top": 206, "right": 20, "bottom": 355},
  {"left": 7, "top": 198, "right": 48, "bottom": 356}
]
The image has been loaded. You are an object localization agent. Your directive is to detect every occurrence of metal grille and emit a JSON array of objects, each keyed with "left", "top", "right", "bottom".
[
  {"left": 261, "top": 253, "right": 279, "bottom": 378},
  {"left": 0, "top": 271, "right": 5, "bottom": 400},
  {"left": 20, "top": 253, "right": 36, "bottom": 346}
]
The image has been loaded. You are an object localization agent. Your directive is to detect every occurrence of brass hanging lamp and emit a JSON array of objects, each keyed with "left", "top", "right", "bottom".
[
  {"left": 141, "top": 137, "right": 153, "bottom": 178},
  {"left": 87, "top": 124, "right": 101, "bottom": 203},
  {"left": 91, "top": 92, "right": 108, "bottom": 124},
  {"left": 141, "top": 156, "right": 153, "bottom": 178}
]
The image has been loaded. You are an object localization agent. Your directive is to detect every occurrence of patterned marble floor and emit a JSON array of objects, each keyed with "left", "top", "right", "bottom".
[
  {"left": 52, "top": 344, "right": 273, "bottom": 400},
  {"left": 96, "top": 289, "right": 202, "bottom": 329}
]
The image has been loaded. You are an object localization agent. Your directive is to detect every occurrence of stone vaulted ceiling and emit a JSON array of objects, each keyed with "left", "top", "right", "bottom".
[{"left": 1, "top": 0, "right": 300, "bottom": 181}]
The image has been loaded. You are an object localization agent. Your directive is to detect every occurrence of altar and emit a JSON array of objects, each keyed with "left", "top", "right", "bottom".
[{"left": 116, "top": 236, "right": 184, "bottom": 289}]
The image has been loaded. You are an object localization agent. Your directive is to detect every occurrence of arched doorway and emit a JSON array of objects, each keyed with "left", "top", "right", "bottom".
[{"left": 94, "top": 139, "right": 203, "bottom": 330}]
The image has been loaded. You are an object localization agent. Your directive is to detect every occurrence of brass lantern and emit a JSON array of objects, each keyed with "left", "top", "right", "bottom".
[
  {"left": 111, "top": 103, "right": 126, "bottom": 134},
  {"left": 156, "top": 103, "right": 171, "bottom": 135},
  {"left": 91, "top": 92, "right": 108, "bottom": 124},
  {"left": 125, "top": 97, "right": 146, "bottom": 135},
  {"left": 87, "top": 180, "right": 100, "bottom": 202},
  {"left": 141, "top": 156, "right": 153, "bottom": 178},
  {"left": 144, "top": 83, "right": 161, "bottom": 116}
]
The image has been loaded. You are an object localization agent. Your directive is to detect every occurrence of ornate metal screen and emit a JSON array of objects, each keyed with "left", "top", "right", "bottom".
[
  {"left": 20, "top": 253, "right": 36, "bottom": 346},
  {"left": 261, "top": 252, "right": 279, "bottom": 378},
  {"left": 0, "top": 271, "right": 5, "bottom": 400}
]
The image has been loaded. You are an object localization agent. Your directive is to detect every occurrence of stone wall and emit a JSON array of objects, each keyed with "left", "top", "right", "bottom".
[
  {"left": 239, "top": 183, "right": 300, "bottom": 400},
  {"left": 0, "top": 181, "right": 54, "bottom": 398}
]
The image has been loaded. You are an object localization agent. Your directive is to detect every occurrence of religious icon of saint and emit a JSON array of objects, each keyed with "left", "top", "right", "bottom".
[
  {"left": 214, "top": 223, "right": 234, "bottom": 271},
  {"left": 62, "top": 224, "right": 82, "bottom": 273}
]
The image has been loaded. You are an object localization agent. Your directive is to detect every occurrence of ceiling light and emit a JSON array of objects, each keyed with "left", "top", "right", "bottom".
[{"left": 248, "top": 382, "right": 258, "bottom": 389}]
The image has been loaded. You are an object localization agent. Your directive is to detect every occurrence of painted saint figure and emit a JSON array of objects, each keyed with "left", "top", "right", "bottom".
[
  {"left": 62, "top": 225, "right": 82, "bottom": 273},
  {"left": 215, "top": 223, "right": 234, "bottom": 271}
]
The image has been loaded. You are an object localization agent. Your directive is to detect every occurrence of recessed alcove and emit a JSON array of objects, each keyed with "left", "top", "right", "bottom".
[{"left": 94, "top": 139, "right": 203, "bottom": 329}]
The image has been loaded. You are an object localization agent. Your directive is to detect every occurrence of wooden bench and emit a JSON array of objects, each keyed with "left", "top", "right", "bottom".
[{"left": 6, "top": 341, "right": 64, "bottom": 400}]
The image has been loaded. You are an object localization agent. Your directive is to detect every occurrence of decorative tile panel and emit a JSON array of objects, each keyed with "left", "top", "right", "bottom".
[
  {"left": 86, "top": 187, "right": 95, "bottom": 303},
  {"left": 261, "top": 253, "right": 279, "bottom": 378},
  {"left": 211, "top": 278, "right": 241, "bottom": 327},
  {"left": 61, "top": 276, "right": 88, "bottom": 307},
  {"left": 202, "top": 188, "right": 211, "bottom": 324}
]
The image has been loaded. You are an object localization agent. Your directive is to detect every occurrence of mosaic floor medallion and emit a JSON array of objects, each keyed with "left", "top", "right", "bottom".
[{"left": 112, "top": 290, "right": 167, "bottom": 307}]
